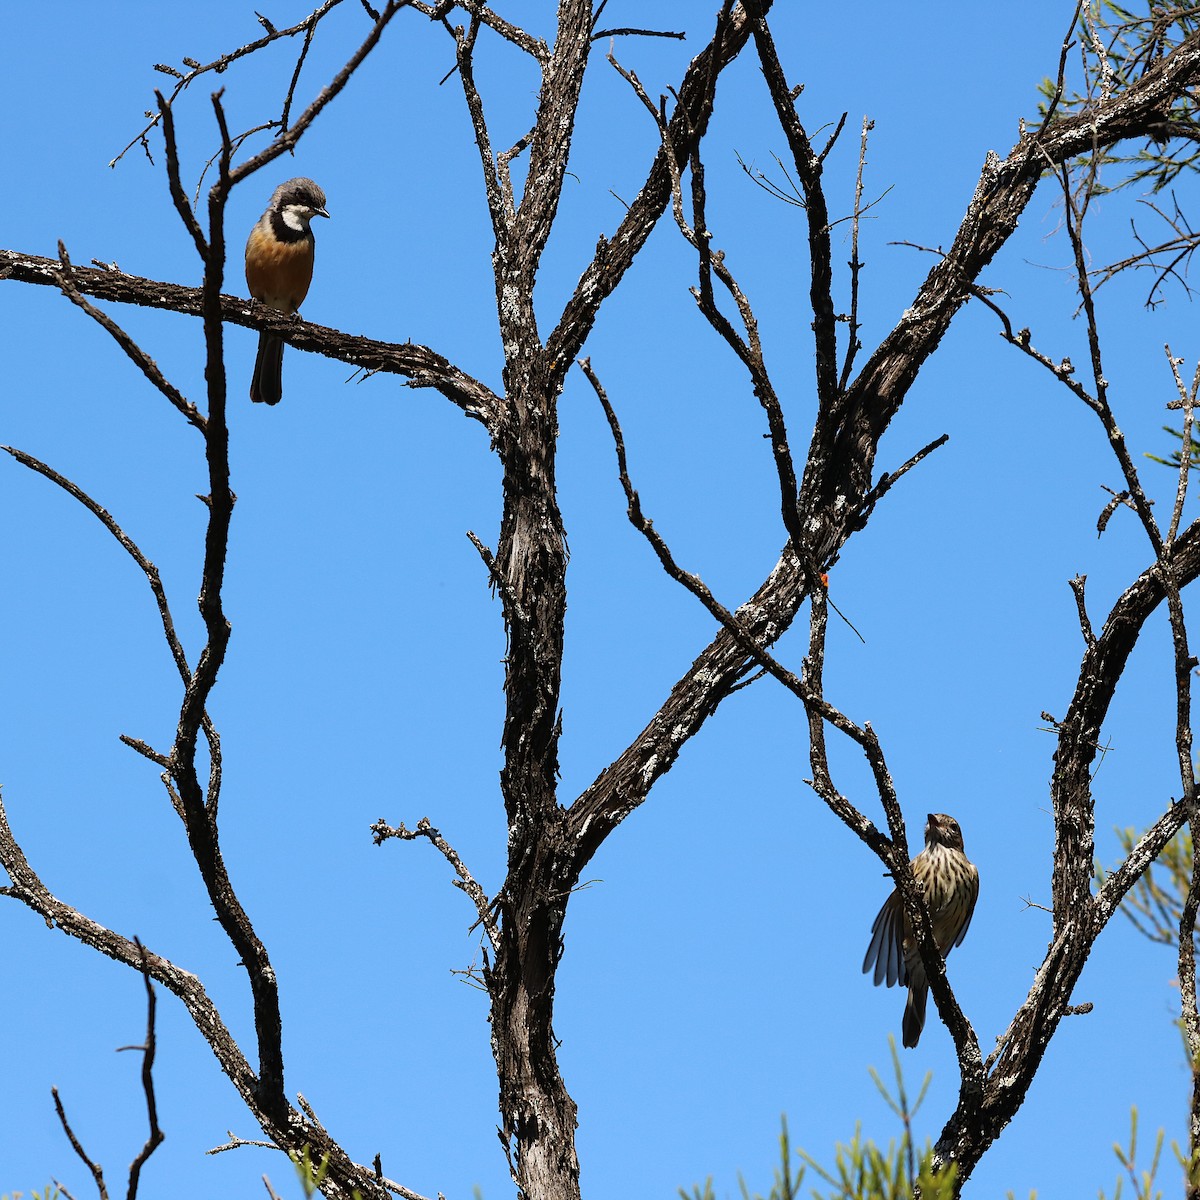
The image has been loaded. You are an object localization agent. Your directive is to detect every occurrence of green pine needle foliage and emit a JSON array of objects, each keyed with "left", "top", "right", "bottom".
[
  {"left": 1099, "top": 1106, "right": 1200, "bottom": 1200},
  {"left": 1036, "top": 2, "right": 1200, "bottom": 196},
  {"left": 680, "top": 1039, "right": 956, "bottom": 1200},
  {"left": 1096, "top": 826, "right": 1194, "bottom": 947},
  {"left": 1146, "top": 425, "right": 1200, "bottom": 471}
]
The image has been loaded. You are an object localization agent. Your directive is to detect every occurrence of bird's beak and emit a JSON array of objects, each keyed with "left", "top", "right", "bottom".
[{"left": 316, "top": 207, "right": 330, "bottom": 219}]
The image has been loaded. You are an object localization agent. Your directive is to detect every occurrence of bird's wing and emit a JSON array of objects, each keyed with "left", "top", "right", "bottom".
[
  {"left": 862, "top": 890, "right": 907, "bottom": 987},
  {"left": 950, "top": 865, "right": 981, "bottom": 950}
]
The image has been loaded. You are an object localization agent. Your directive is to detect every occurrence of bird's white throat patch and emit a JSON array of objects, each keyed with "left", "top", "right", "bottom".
[{"left": 281, "top": 205, "right": 313, "bottom": 233}]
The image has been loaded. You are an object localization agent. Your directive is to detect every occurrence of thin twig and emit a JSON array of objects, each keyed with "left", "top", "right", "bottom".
[
  {"left": 159, "top": 81, "right": 288, "bottom": 1122},
  {"left": 448, "top": 16, "right": 507, "bottom": 235},
  {"left": 371, "top": 817, "right": 501, "bottom": 952},
  {"left": 1165, "top": 346, "right": 1200, "bottom": 544},
  {"left": 53, "top": 243, "right": 206, "bottom": 431},
  {"left": 466, "top": 530, "right": 527, "bottom": 622},
  {"left": 279, "top": 17, "right": 319, "bottom": 135},
  {"left": 582, "top": 355, "right": 906, "bottom": 858},
  {"left": 208, "top": 1134, "right": 280, "bottom": 1155},
  {"left": 592, "top": 26, "right": 685, "bottom": 42},
  {"left": 1040, "top": 1, "right": 1085, "bottom": 129},
  {"left": 1089, "top": 194, "right": 1200, "bottom": 305},
  {"left": 110, "top": 0, "right": 345, "bottom": 168},
  {"left": 803, "top": 591, "right": 983, "bottom": 1085},
  {"left": 747, "top": 3, "right": 841, "bottom": 414},
  {"left": 853, "top": 434, "right": 950, "bottom": 529},
  {"left": 124, "top": 940, "right": 166, "bottom": 1200},
  {"left": 607, "top": 44, "right": 806, "bottom": 552},
  {"left": 227, "top": 1, "right": 409, "bottom": 190},
  {"left": 1069, "top": 575, "right": 1097, "bottom": 650},
  {"left": 839, "top": 115, "right": 873, "bottom": 390},
  {"left": 156, "top": 93, "right": 207, "bottom": 259},
  {"left": 52, "top": 1086, "right": 109, "bottom": 1200},
  {"left": 1060, "top": 161, "right": 1164, "bottom": 552},
  {"left": 2, "top": 447, "right": 192, "bottom": 687}
]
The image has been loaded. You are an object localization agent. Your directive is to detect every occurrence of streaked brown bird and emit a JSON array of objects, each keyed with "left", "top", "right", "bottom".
[
  {"left": 862, "top": 812, "right": 979, "bottom": 1049},
  {"left": 245, "top": 177, "right": 329, "bottom": 405}
]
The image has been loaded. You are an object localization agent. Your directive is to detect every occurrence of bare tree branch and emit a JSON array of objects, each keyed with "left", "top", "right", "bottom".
[
  {"left": 931, "top": 89, "right": 1200, "bottom": 1176},
  {"left": 1059, "top": 161, "right": 1163, "bottom": 552},
  {"left": 110, "top": 0, "right": 347, "bottom": 168},
  {"left": 53, "top": 1086, "right": 110, "bottom": 1200},
  {"left": 546, "top": 0, "right": 760, "bottom": 382},
  {"left": 226, "top": 1, "right": 409, "bottom": 190},
  {"left": 157, "top": 91, "right": 208, "bottom": 259},
  {"left": 800, "top": 593, "right": 983, "bottom": 1097},
  {"left": 1165, "top": 348, "right": 1200, "bottom": 542},
  {"left": 0, "top": 444, "right": 224, "bottom": 801},
  {"left": 1069, "top": 574, "right": 1097, "bottom": 650},
  {"left": 52, "top": 244, "right": 206, "bottom": 430},
  {"left": 747, "top": 0, "right": 841, "bottom": 413},
  {"left": 446, "top": 15, "right": 509, "bottom": 236},
  {"left": 580, "top": 354, "right": 970, "bottom": 1045},
  {"left": 567, "top": 14, "right": 1200, "bottom": 904},
  {"left": 592, "top": 26, "right": 685, "bottom": 43},
  {"left": 372, "top": 816, "right": 501, "bottom": 952},
  {"left": 1, "top": 788, "right": 413, "bottom": 1200},
  {"left": 2, "top": 447, "right": 194, "bottom": 689},
  {"left": 838, "top": 115, "right": 873, "bottom": 391},
  {"left": 606, "top": 41, "right": 805, "bottom": 551},
  {"left": 0, "top": 250, "right": 503, "bottom": 431},
  {"left": 124, "top": 941, "right": 166, "bottom": 1200},
  {"left": 414, "top": 0, "right": 549, "bottom": 62}
]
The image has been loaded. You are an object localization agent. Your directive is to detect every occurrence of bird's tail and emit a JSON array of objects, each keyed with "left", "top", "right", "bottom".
[
  {"left": 902, "top": 983, "right": 927, "bottom": 1048},
  {"left": 251, "top": 332, "right": 284, "bottom": 405}
]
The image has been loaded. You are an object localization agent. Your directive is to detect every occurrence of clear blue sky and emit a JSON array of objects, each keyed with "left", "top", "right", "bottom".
[{"left": 1, "top": 3, "right": 1194, "bottom": 1198}]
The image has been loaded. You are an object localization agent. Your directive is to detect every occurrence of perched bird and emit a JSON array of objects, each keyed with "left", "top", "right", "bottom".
[
  {"left": 862, "top": 812, "right": 979, "bottom": 1048},
  {"left": 244, "top": 177, "right": 329, "bottom": 404}
]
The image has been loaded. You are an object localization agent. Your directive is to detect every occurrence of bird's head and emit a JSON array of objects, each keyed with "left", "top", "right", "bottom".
[
  {"left": 272, "top": 177, "right": 330, "bottom": 232},
  {"left": 925, "top": 812, "right": 966, "bottom": 853}
]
